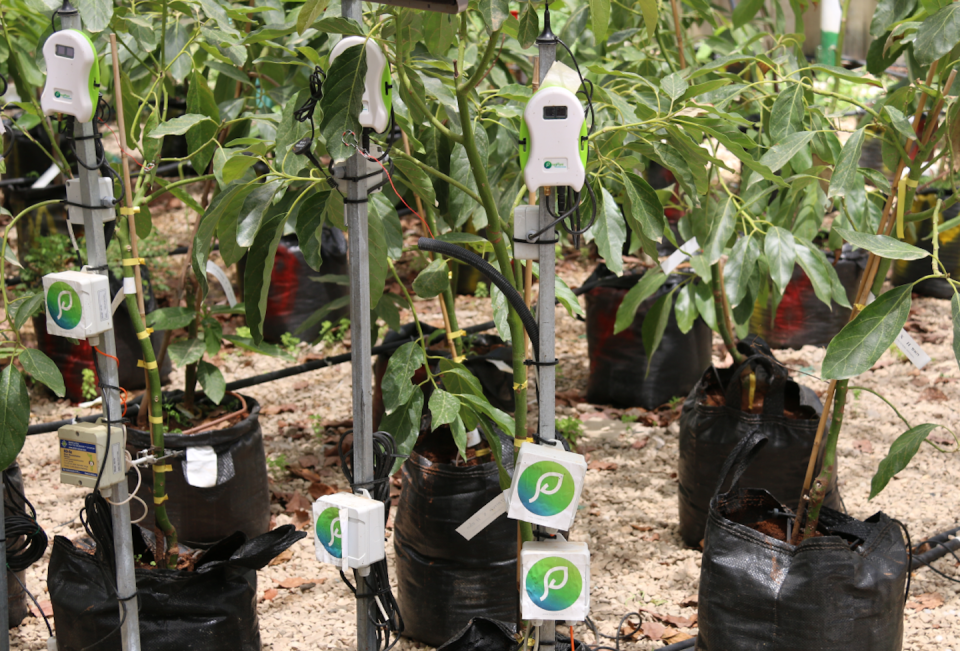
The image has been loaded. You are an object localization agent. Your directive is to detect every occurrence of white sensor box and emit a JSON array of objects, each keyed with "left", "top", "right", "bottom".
[
  {"left": 41, "top": 29, "right": 100, "bottom": 124},
  {"left": 329, "top": 36, "right": 392, "bottom": 134},
  {"left": 521, "top": 541, "right": 591, "bottom": 622},
  {"left": 507, "top": 441, "right": 587, "bottom": 531},
  {"left": 58, "top": 421, "right": 125, "bottom": 489},
  {"left": 313, "top": 491, "right": 385, "bottom": 571},
  {"left": 42, "top": 270, "right": 112, "bottom": 340},
  {"left": 513, "top": 205, "right": 541, "bottom": 261},
  {"left": 522, "top": 86, "right": 586, "bottom": 193}
]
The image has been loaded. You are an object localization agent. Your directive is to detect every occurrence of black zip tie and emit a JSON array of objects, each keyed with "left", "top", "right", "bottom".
[
  {"left": 524, "top": 358, "right": 559, "bottom": 367},
  {"left": 118, "top": 592, "right": 137, "bottom": 601},
  {"left": 513, "top": 237, "right": 559, "bottom": 245},
  {"left": 343, "top": 197, "right": 368, "bottom": 204},
  {"left": 63, "top": 200, "right": 115, "bottom": 210},
  {"left": 86, "top": 264, "right": 109, "bottom": 272}
]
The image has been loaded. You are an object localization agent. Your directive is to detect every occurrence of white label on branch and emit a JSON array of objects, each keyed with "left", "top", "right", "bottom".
[
  {"left": 185, "top": 446, "right": 219, "bottom": 488},
  {"left": 867, "top": 292, "right": 930, "bottom": 369},
  {"left": 660, "top": 237, "right": 700, "bottom": 275},
  {"left": 456, "top": 490, "right": 509, "bottom": 541}
]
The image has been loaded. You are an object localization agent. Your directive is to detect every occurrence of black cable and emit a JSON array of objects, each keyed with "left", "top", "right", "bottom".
[
  {"left": 10, "top": 572, "right": 53, "bottom": 637},
  {"left": 294, "top": 66, "right": 326, "bottom": 140},
  {"left": 892, "top": 519, "right": 912, "bottom": 602},
  {"left": 0, "top": 72, "right": 7, "bottom": 97},
  {"left": 337, "top": 430, "right": 405, "bottom": 651},
  {"left": 2, "top": 474, "right": 47, "bottom": 573}
]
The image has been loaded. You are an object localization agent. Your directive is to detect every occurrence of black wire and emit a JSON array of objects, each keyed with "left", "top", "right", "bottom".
[
  {"left": 2, "top": 474, "right": 47, "bottom": 573},
  {"left": 9, "top": 572, "right": 53, "bottom": 637},
  {"left": 892, "top": 519, "right": 912, "bottom": 602},
  {"left": 556, "top": 38, "right": 595, "bottom": 135},
  {"left": 0, "top": 73, "right": 7, "bottom": 97},
  {"left": 294, "top": 66, "right": 326, "bottom": 140}
]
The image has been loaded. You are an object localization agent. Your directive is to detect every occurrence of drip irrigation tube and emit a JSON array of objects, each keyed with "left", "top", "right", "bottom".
[
  {"left": 660, "top": 638, "right": 696, "bottom": 650},
  {"left": 911, "top": 526, "right": 960, "bottom": 571},
  {"left": 26, "top": 320, "right": 496, "bottom": 436},
  {"left": 417, "top": 237, "right": 540, "bottom": 359}
]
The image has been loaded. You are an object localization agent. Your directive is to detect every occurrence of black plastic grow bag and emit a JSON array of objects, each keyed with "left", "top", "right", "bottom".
[
  {"left": 677, "top": 341, "right": 840, "bottom": 547},
  {"left": 126, "top": 393, "right": 270, "bottom": 548},
  {"left": 48, "top": 524, "right": 305, "bottom": 651},
  {"left": 697, "top": 431, "right": 907, "bottom": 651},
  {"left": 892, "top": 194, "right": 960, "bottom": 298},
  {"left": 393, "top": 431, "right": 517, "bottom": 646},
  {"left": 584, "top": 264, "right": 712, "bottom": 409}
]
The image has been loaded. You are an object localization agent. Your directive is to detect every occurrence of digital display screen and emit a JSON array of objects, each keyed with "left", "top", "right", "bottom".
[
  {"left": 55, "top": 44, "right": 75, "bottom": 59},
  {"left": 543, "top": 106, "right": 568, "bottom": 120}
]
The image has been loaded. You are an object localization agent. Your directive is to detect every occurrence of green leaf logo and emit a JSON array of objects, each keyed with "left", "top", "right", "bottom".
[
  {"left": 46, "top": 282, "right": 82, "bottom": 330},
  {"left": 544, "top": 161, "right": 552, "bottom": 169},
  {"left": 518, "top": 460, "right": 575, "bottom": 516},
  {"left": 525, "top": 556, "right": 582, "bottom": 611},
  {"left": 315, "top": 507, "right": 343, "bottom": 558}
]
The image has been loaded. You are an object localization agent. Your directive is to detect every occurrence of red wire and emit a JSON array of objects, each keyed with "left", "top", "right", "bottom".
[
  {"left": 93, "top": 346, "right": 128, "bottom": 416},
  {"left": 358, "top": 149, "right": 434, "bottom": 239}
]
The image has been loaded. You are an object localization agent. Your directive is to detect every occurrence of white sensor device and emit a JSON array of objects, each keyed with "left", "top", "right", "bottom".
[
  {"left": 57, "top": 421, "right": 125, "bottom": 489},
  {"left": 507, "top": 441, "right": 587, "bottom": 531},
  {"left": 42, "top": 270, "right": 113, "bottom": 340},
  {"left": 521, "top": 541, "right": 591, "bottom": 622},
  {"left": 328, "top": 37, "right": 393, "bottom": 134},
  {"left": 313, "top": 491, "right": 385, "bottom": 571},
  {"left": 41, "top": 30, "right": 100, "bottom": 124},
  {"left": 520, "top": 86, "right": 587, "bottom": 193}
]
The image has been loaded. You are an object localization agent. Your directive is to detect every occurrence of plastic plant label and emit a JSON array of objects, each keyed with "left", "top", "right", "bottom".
[
  {"left": 867, "top": 292, "right": 929, "bottom": 369},
  {"left": 456, "top": 490, "right": 509, "bottom": 541},
  {"left": 185, "top": 446, "right": 218, "bottom": 488},
  {"left": 660, "top": 237, "right": 700, "bottom": 275}
]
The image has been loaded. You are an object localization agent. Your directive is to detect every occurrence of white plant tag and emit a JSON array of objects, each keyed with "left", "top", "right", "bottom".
[
  {"left": 866, "top": 292, "right": 930, "bottom": 369},
  {"left": 456, "top": 491, "right": 509, "bottom": 541},
  {"left": 205, "top": 260, "right": 238, "bottom": 307},
  {"left": 465, "top": 428, "right": 482, "bottom": 447},
  {"left": 184, "top": 446, "right": 218, "bottom": 488},
  {"left": 660, "top": 237, "right": 700, "bottom": 275}
]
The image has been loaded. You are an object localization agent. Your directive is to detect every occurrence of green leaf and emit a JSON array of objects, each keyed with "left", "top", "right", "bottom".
[
  {"left": 834, "top": 227, "right": 929, "bottom": 260},
  {"left": 491, "top": 284, "right": 512, "bottom": 344},
  {"left": 221, "top": 153, "right": 259, "bottom": 186},
  {"left": 764, "top": 227, "right": 796, "bottom": 295},
  {"left": 371, "top": 193, "right": 402, "bottom": 260},
  {"left": 641, "top": 292, "right": 673, "bottom": 378},
  {"left": 705, "top": 197, "right": 737, "bottom": 264},
  {"left": 75, "top": 0, "right": 113, "bottom": 32},
  {"left": 518, "top": 4, "right": 540, "bottom": 48},
  {"left": 318, "top": 44, "right": 367, "bottom": 161},
  {"left": 870, "top": 424, "right": 938, "bottom": 498},
  {"left": 556, "top": 276, "right": 584, "bottom": 318},
  {"left": 237, "top": 180, "right": 281, "bottom": 248},
  {"left": 458, "top": 393, "right": 514, "bottom": 438},
  {"left": 19, "top": 348, "right": 64, "bottom": 398},
  {"left": 146, "top": 307, "right": 197, "bottom": 331},
  {"left": 429, "top": 388, "right": 460, "bottom": 429},
  {"left": 393, "top": 157, "right": 437, "bottom": 211},
  {"left": 590, "top": 0, "right": 610, "bottom": 43},
  {"left": 168, "top": 339, "right": 206, "bottom": 367},
  {"left": 661, "top": 73, "right": 688, "bottom": 102},
  {"left": 733, "top": 0, "right": 765, "bottom": 28},
  {"left": 759, "top": 131, "right": 816, "bottom": 173},
  {"left": 367, "top": 200, "right": 388, "bottom": 310},
  {"left": 595, "top": 188, "right": 627, "bottom": 274},
  {"left": 621, "top": 171, "right": 665, "bottom": 242},
  {"left": 439, "top": 358, "right": 485, "bottom": 397},
  {"left": 769, "top": 84, "right": 804, "bottom": 143},
  {"left": 828, "top": 127, "right": 866, "bottom": 199},
  {"left": 148, "top": 114, "right": 215, "bottom": 138},
  {"left": 295, "top": 192, "right": 329, "bottom": 271},
  {"left": 724, "top": 236, "right": 761, "bottom": 307},
  {"left": 186, "top": 71, "right": 220, "bottom": 174},
  {"left": 0, "top": 365, "right": 29, "bottom": 471},
  {"left": 225, "top": 335, "right": 295, "bottom": 361},
  {"left": 795, "top": 244, "right": 835, "bottom": 307},
  {"left": 243, "top": 191, "right": 295, "bottom": 344},
  {"left": 297, "top": 0, "right": 330, "bottom": 34},
  {"left": 614, "top": 269, "right": 666, "bottom": 334},
  {"left": 437, "top": 233, "right": 492, "bottom": 253},
  {"left": 384, "top": 387, "right": 424, "bottom": 474},
  {"left": 952, "top": 293, "right": 960, "bottom": 372},
  {"left": 809, "top": 64, "right": 882, "bottom": 87},
  {"left": 450, "top": 416, "right": 468, "bottom": 462},
  {"left": 382, "top": 342, "right": 426, "bottom": 413},
  {"left": 822, "top": 285, "right": 913, "bottom": 379},
  {"left": 638, "top": 0, "right": 659, "bottom": 38},
  {"left": 412, "top": 258, "right": 450, "bottom": 299},
  {"left": 914, "top": 4, "right": 960, "bottom": 65},
  {"left": 675, "top": 283, "right": 698, "bottom": 334},
  {"left": 693, "top": 280, "right": 718, "bottom": 331},
  {"left": 870, "top": 0, "right": 917, "bottom": 36},
  {"left": 12, "top": 293, "right": 44, "bottom": 332},
  {"left": 310, "top": 17, "right": 366, "bottom": 35},
  {"left": 883, "top": 106, "right": 917, "bottom": 142},
  {"left": 197, "top": 360, "right": 226, "bottom": 405},
  {"left": 481, "top": 0, "right": 510, "bottom": 33}
]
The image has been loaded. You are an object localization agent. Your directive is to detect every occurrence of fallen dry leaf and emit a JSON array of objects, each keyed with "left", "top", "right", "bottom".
[
  {"left": 285, "top": 492, "right": 312, "bottom": 513},
  {"left": 632, "top": 437, "right": 649, "bottom": 450},
  {"left": 663, "top": 613, "right": 697, "bottom": 628},
  {"left": 920, "top": 387, "right": 948, "bottom": 402},
  {"left": 663, "top": 630, "right": 694, "bottom": 644},
  {"left": 678, "top": 595, "right": 698, "bottom": 608},
  {"left": 292, "top": 510, "right": 311, "bottom": 530},
  {"left": 588, "top": 461, "right": 618, "bottom": 471},
  {"left": 631, "top": 524, "right": 652, "bottom": 532},
  {"left": 309, "top": 482, "right": 338, "bottom": 499},
  {"left": 853, "top": 439, "right": 874, "bottom": 454},
  {"left": 906, "top": 592, "right": 944, "bottom": 610},
  {"left": 298, "top": 454, "right": 320, "bottom": 468},
  {"left": 641, "top": 621, "right": 665, "bottom": 640},
  {"left": 289, "top": 466, "right": 323, "bottom": 483},
  {"left": 278, "top": 577, "right": 310, "bottom": 589},
  {"left": 268, "top": 548, "right": 294, "bottom": 566},
  {"left": 261, "top": 403, "right": 297, "bottom": 415},
  {"left": 262, "top": 588, "right": 278, "bottom": 602}
]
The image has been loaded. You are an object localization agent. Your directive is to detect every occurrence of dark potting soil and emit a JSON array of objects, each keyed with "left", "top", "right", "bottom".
[
  {"left": 702, "top": 381, "right": 812, "bottom": 419},
  {"left": 415, "top": 427, "right": 493, "bottom": 467},
  {"left": 746, "top": 516, "right": 823, "bottom": 541},
  {"left": 164, "top": 394, "right": 248, "bottom": 434}
]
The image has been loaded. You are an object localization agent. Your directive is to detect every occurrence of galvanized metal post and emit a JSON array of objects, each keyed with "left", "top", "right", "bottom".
[
  {"left": 536, "top": 24, "right": 558, "bottom": 651},
  {"left": 60, "top": 7, "right": 140, "bottom": 651},
  {"left": 339, "top": 1, "right": 376, "bottom": 649}
]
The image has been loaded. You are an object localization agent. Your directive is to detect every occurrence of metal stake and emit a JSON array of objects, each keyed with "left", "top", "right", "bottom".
[
  {"left": 339, "top": 2, "right": 376, "bottom": 648},
  {"left": 536, "top": 22, "right": 558, "bottom": 651},
  {"left": 60, "top": 8, "right": 141, "bottom": 651}
]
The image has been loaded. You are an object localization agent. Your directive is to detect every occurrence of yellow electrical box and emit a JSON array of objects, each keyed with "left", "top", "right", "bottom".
[{"left": 57, "top": 421, "right": 126, "bottom": 489}]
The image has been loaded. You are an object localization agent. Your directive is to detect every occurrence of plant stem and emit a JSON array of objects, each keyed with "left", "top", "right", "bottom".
[
  {"left": 182, "top": 284, "right": 199, "bottom": 413},
  {"left": 117, "top": 216, "right": 178, "bottom": 568},
  {"left": 798, "top": 381, "right": 847, "bottom": 542},
  {"left": 712, "top": 259, "right": 744, "bottom": 366},
  {"left": 669, "top": 0, "right": 686, "bottom": 69}
]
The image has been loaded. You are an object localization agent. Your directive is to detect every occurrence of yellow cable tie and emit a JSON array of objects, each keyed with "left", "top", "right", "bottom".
[
  {"left": 135, "top": 328, "right": 154, "bottom": 340},
  {"left": 896, "top": 177, "right": 908, "bottom": 239},
  {"left": 449, "top": 329, "right": 467, "bottom": 339},
  {"left": 119, "top": 206, "right": 141, "bottom": 216},
  {"left": 474, "top": 447, "right": 492, "bottom": 457},
  {"left": 448, "top": 271, "right": 453, "bottom": 279},
  {"left": 905, "top": 178, "right": 919, "bottom": 188},
  {"left": 149, "top": 415, "right": 164, "bottom": 425},
  {"left": 138, "top": 359, "right": 159, "bottom": 369},
  {"left": 122, "top": 257, "right": 146, "bottom": 266},
  {"left": 513, "top": 381, "right": 528, "bottom": 391},
  {"left": 854, "top": 303, "right": 867, "bottom": 312},
  {"left": 154, "top": 465, "right": 173, "bottom": 474},
  {"left": 453, "top": 355, "right": 466, "bottom": 363},
  {"left": 153, "top": 494, "right": 169, "bottom": 503}
]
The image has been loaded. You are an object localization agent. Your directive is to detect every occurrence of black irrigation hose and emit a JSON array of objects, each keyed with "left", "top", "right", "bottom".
[
  {"left": 26, "top": 320, "right": 497, "bottom": 436},
  {"left": 912, "top": 526, "right": 960, "bottom": 571},
  {"left": 417, "top": 237, "right": 540, "bottom": 360},
  {"left": 660, "top": 638, "right": 696, "bottom": 650}
]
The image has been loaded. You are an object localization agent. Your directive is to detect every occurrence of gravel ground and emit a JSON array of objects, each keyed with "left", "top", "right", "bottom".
[{"left": 6, "top": 256, "right": 959, "bottom": 650}]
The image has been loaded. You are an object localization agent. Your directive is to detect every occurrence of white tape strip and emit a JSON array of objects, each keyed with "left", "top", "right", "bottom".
[
  {"left": 111, "top": 289, "right": 125, "bottom": 315},
  {"left": 205, "top": 260, "right": 238, "bottom": 307},
  {"left": 456, "top": 491, "right": 509, "bottom": 541},
  {"left": 660, "top": 237, "right": 700, "bottom": 275},
  {"left": 867, "top": 292, "right": 930, "bottom": 370},
  {"left": 123, "top": 277, "right": 136, "bottom": 295}
]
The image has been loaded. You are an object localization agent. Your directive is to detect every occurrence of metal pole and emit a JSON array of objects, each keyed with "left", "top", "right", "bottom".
[
  {"left": 536, "top": 25, "right": 558, "bottom": 651},
  {"left": 339, "top": 2, "right": 376, "bottom": 649},
  {"left": 60, "top": 8, "right": 141, "bottom": 651},
  {"left": 0, "top": 484, "right": 8, "bottom": 651}
]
